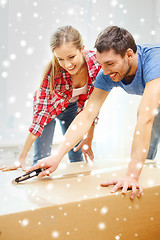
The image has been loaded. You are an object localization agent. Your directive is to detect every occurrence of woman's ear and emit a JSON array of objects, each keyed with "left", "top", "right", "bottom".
[{"left": 82, "top": 45, "right": 85, "bottom": 51}]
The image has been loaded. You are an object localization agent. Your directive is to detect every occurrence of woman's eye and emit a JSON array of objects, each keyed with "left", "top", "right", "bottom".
[{"left": 69, "top": 56, "right": 75, "bottom": 59}]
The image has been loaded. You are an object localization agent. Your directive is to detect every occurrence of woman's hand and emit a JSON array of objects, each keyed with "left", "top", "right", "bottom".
[
  {"left": 73, "top": 124, "right": 95, "bottom": 162},
  {"left": 101, "top": 176, "right": 143, "bottom": 199},
  {"left": 0, "top": 157, "right": 26, "bottom": 171},
  {"left": 26, "top": 156, "right": 60, "bottom": 178},
  {"left": 74, "top": 137, "right": 94, "bottom": 162},
  {"left": 0, "top": 132, "right": 38, "bottom": 172}
]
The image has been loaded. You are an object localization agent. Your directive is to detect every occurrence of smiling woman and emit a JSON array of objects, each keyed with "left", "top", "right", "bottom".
[
  {"left": 54, "top": 42, "right": 88, "bottom": 89},
  {"left": 1, "top": 25, "right": 101, "bottom": 172},
  {"left": 54, "top": 43, "right": 84, "bottom": 73}
]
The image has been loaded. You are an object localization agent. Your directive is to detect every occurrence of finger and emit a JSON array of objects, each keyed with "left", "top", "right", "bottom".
[
  {"left": 1, "top": 160, "right": 21, "bottom": 171},
  {"left": 137, "top": 184, "right": 143, "bottom": 198},
  {"left": 0, "top": 166, "right": 7, "bottom": 170},
  {"left": 130, "top": 184, "right": 137, "bottom": 199},
  {"left": 122, "top": 183, "right": 128, "bottom": 194},
  {"left": 1, "top": 167, "right": 7, "bottom": 171},
  {"left": 2, "top": 166, "right": 18, "bottom": 171},
  {"left": 74, "top": 142, "right": 82, "bottom": 152},
  {"left": 83, "top": 148, "right": 94, "bottom": 162},
  {"left": 38, "top": 169, "right": 50, "bottom": 178},
  {"left": 89, "top": 151, "right": 94, "bottom": 161},
  {"left": 83, "top": 153, "right": 88, "bottom": 163},
  {"left": 100, "top": 179, "right": 118, "bottom": 187},
  {"left": 26, "top": 162, "right": 43, "bottom": 173},
  {"left": 111, "top": 183, "right": 122, "bottom": 193},
  {"left": 84, "top": 150, "right": 94, "bottom": 161},
  {"left": 88, "top": 150, "right": 94, "bottom": 161},
  {"left": 21, "top": 164, "right": 26, "bottom": 171}
]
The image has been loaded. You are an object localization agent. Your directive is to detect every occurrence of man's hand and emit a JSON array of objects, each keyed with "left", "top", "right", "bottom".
[
  {"left": 101, "top": 176, "right": 143, "bottom": 199},
  {"left": 26, "top": 156, "right": 60, "bottom": 178},
  {"left": 0, "top": 158, "right": 26, "bottom": 171},
  {"left": 74, "top": 137, "right": 94, "bottom": 163}
]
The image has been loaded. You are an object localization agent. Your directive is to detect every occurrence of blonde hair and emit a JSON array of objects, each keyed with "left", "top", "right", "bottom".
[{"left": 37, "top": 25, "right": 83, "bottom": 98}]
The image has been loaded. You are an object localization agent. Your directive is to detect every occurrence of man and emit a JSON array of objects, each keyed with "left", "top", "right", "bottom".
[{"left": 27, "top": 26, "right": 160, "bottom": 199}]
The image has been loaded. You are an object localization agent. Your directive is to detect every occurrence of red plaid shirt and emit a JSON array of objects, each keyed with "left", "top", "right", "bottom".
[{"left": 29, "top": 50, "right": 101, "bottom": 137}]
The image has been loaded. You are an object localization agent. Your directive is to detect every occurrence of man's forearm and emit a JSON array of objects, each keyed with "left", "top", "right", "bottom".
[{"left": 126, "top": 120, "right": 153, "bottom": 180}]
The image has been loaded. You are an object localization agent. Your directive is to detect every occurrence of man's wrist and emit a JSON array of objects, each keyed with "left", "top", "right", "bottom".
[{"left": 126, "top": 171, "right": 140, "bottom": 181}]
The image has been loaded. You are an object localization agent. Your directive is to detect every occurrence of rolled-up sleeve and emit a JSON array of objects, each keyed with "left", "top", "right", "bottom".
[{"left": 29, "top": 77, "right": 53, "bottom": 137}]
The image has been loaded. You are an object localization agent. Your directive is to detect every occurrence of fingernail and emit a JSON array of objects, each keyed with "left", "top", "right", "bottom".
[{"left": 131, "top": 195, "right": 134, "bottom": 199}]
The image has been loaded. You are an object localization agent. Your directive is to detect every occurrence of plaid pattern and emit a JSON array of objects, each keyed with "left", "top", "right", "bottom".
[{"left": 29, "top": 50, "right": 101, "bottom": 137}]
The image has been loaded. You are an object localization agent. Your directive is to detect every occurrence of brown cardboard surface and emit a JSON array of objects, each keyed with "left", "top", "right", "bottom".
[
  {"left": 0, "top": 160, "right": 128, "bottom": 215},
  {"left": 0, "top": 160, "right": 160, "bottom": 240}
]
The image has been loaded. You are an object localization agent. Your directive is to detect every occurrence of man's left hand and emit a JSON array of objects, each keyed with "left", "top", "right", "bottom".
[{"left": 101, "top": 176, "right": 143, "bottom": 199}]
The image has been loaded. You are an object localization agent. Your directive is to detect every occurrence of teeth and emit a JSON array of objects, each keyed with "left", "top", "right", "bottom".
[
  {"left": 110, "top": 73, "right": 116, "bottom": 77},
  {"left": 68, "top": 66, "right": 75, "bottom": 70}
]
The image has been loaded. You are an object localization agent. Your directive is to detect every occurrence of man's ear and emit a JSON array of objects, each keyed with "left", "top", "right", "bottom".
[{"left": 126, "top": 48, "right": 134, "bottom": 59}]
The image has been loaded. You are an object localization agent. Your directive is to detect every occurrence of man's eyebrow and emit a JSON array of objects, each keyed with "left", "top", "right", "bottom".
[{"left": 97, "top": 60, "right": 113, "bottom": 65}]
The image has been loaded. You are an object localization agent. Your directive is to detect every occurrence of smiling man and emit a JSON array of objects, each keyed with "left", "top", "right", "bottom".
[{"left": 27, "top": 26, "right": 160, "bottom": 199}]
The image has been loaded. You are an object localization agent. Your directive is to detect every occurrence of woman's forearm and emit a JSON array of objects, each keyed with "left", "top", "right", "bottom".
[
  {"left": 87, "top": 124, "right": 95, "bottom": 140},
  {"left": 57, "top": 108, "right": 96, "bottom": 160},
  {"left": 19, "top": 132, "right": 38, "bottom": 159}
]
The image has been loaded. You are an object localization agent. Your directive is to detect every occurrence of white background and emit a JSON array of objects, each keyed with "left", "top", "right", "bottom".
[{"left": 1, "top": 0, "right": 160, "bottom": 160}]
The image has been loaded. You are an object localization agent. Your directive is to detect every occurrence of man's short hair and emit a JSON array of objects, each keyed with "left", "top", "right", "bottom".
[{"left": 94, "top": 26, "right": 137, "bottom": 57}]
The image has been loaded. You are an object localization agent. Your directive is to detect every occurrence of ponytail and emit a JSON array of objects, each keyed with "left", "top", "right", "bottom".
[{"left": 37, "top": 55, "right": 60, "bottom": 99}]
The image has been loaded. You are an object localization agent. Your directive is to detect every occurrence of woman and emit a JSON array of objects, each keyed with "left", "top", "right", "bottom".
[{"left": 2, "top": 25, "right": 101, "bottom": 171}]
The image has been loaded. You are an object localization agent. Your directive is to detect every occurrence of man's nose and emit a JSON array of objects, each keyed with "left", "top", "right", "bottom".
[{"left": 102, "top": 67, "right": 110, "bottom": 76}]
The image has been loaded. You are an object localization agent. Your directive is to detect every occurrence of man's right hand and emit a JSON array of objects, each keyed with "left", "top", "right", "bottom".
[{"left": 26, "top": 155, "right": 60, "bottom": 178}]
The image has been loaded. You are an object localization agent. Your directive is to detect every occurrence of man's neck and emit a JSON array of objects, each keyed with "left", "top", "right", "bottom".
[{"left": 125, "top": 53, "right": 138, "bottom": 84}]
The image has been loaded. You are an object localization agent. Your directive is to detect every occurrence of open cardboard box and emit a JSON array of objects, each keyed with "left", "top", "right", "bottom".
[{"left": 0, "top": 159, "right": 160, "bottom": 240}]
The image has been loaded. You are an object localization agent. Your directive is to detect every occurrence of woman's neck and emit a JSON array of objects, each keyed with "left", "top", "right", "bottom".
[{"left": 72, "top": 58, "right": 88, "bottom": 88}]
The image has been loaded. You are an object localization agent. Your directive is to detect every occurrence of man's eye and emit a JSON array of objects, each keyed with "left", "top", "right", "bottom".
[
  {"left": 58, "top": 59, "right": 63, "bottom": 61},
  {"left": 107, "top": 63, "right": 113, "bottom": 66}
]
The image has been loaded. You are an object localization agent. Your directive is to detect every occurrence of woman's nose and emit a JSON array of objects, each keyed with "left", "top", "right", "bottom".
[{"left": 64, "top": 60, "right": 72, "bottom": 68}]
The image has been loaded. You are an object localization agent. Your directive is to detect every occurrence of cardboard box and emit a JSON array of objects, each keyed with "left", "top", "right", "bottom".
[{"left": 0, "top": 160, "right": 160, "bottom": 240}]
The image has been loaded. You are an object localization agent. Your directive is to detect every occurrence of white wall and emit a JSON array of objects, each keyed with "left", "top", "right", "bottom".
[{"left": 0, "top": 0, "right": 160, "bottom": 160}]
